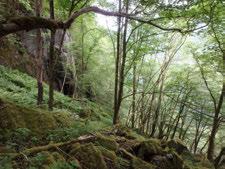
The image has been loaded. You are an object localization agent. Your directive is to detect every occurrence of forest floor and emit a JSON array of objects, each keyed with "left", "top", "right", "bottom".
[{"left": 0, "top": 65, "right": 215, "bottom": 169}]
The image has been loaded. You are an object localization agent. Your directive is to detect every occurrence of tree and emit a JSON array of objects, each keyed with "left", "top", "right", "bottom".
[
  {"left": 48, "top": 0, "right": 56, "bottom": 110},
  {"left": 35, "top": 0, "right": 43, "bottom": 105}
]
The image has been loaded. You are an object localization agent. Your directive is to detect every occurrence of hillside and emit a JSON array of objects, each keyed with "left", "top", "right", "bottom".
[
  {"left": 0, "top": 65, "right": 214, "bottom": 169},
  {"left": 0, "top": 0, "right": 225, "bottom": 169}
]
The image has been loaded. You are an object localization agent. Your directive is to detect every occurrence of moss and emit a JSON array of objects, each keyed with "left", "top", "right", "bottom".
[
  {"left": 94, "top": 134, "right": 119, "bottom": 151},
  {"left": 97, "top": 146, "right": 117, "bottom": 161},
  {"left": 0, "top": 99, "right": 73, "bottom": 136},
  {"left": 115, "top": 157, "right": 130, "bottom": 169},
  {"left": 70, "top": 143, "right": 107, "bottom": 169},
  {"left": 97, "top": 146, "right": 117, "bottom": 169},
  {"left": 171, "top": 151, "right": 184, "bottom": 168},
  {"left": 137, "top": 139, "right": 163, "bottom": 161},
  {"left": 132, "top": 157, "right": 156, "bottom": 169},
  {"left": 182, "top": 152, "right": 214, "bottom": 169},
  {"left": 51, "top": 152, "right": 65, "bottom": 162},
  {"left": 41, "top": 151, "right": 56, "bottom": 165},
  {"left": 30, "top": 151, "right": 64, "bottom": 168},
  {"left": 166, "top": 139, "right": 188, "bottom": 154},
  {"left": 127, "top": 131, "right": 146, "bottom": 141}
]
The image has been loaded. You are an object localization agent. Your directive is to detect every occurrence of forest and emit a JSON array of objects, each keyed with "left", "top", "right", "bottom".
[{"left": 0, "top": 0, "right": 224, "bottom": 169}]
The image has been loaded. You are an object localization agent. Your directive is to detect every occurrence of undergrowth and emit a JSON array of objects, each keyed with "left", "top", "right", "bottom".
[
  {"left": 0, "top": 65, "right": 112, "bottom": 120},
  {"left": 0, "top": 65, "right": 112, "bottom": 144}
]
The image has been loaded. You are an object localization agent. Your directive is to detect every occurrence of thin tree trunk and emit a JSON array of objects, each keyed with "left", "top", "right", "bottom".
[
  {"left": 207, "top": 54, "right": 225, "bottom": 160},
  {"left": 150, "top": 74, "right": 165, "bottom": 137},
  {"left": 131, "top": 62, "right": 136, "bottom": 128},
  {"left": 113, "top": 0, "right": 122, "bottom": 125},
  {"left": 115, "top": 3, "right": 129, "bottom": 123},
  {"left": 207, "top": 87, "right": 224, "bottom": 160},
  {"left": 48, "top": 0, "right": 56, "bottom": 110},
  {"left": 35, "top": 0, "right": 43, "bottom": 105}
]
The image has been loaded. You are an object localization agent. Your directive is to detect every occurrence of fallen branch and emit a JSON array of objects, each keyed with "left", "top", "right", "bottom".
[{"left": 0, "top": 134, "right": 97, "bottom": 159}]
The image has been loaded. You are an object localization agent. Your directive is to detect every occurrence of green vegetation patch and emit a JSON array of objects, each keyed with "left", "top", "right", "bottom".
[
  {"left": 69, "top": 143, "right": 107, "bottom": 169},
  {"left": 0, "top": 99, "right": 73, "bottom": 136},
  {"left": 94, "top": 134, "right": 119, "bottom": 151}
]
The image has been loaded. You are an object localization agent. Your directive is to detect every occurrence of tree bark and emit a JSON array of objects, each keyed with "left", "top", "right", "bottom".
[
  {"left": 35, "top": 0, "right": 43, "bottom": 105},
  {"left": 113, "top": 0, "right": 122, "bottom": 125},
  {"left": 207, "top": 54, "right": 225, "bottom": 160},
  {"left": 131, "top": 62, "right": 136, "bottom": 128},
  {"left": 48, "top": 0, "right": 56, "bottom": 110}
]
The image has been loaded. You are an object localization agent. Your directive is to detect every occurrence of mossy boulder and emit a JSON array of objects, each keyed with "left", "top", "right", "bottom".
[
  {"left": 97, "top": 146, "right": 117, "bottom": 169},
  {"left": 0, "top": 99, "right": 73, "bottom": 136},
  {"left": 151, "top": 151, "right": 183, "bottom": 169},
  {"left": 131, "top": 157, "right": 156, "bottom": 169},
  {"left": 30, "top": 151, "right": 65, "bottom": 169},
  {"left": 137, "top": 139, "right": 163, "bottom": 161},
  {"left": 70, "top": 143, "right": 108, "bottom": 169},
  {"left": 181, "top": 152, "right": 214, "bottom": 169},
  {"left": 97, "top": 146, "right": 117, "bottom": 161},
  {"left": 94, "top": 134, "right": 119, "bottom": 151},
  {"left": 166, "top": 139, "right": 188, "bottom": 154},
  {"left": 115, "top": 157, "right": 131, "bottom": 169}
]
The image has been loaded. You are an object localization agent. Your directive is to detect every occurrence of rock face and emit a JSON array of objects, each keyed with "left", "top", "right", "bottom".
[
  {"left": 0, "top": 0, "right": 76, "bottom": 96},
  {"left": 17, "top": 29, "right": 76, "bottom": 96}
]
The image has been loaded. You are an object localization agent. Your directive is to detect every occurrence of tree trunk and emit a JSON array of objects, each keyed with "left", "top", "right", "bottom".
[
  {"left": 150, "top": 74, "right": 165, "bottom": 137},
  {"left": 207, "top": 55, "right": 225, "bottom": 160},
  {"left": 131, "top": 63, "right": 136, "bottom": 128},
  {"left": 35, "top": 0, "right": 43, "bottom": 105},
  {"left": 48, "top": 0, "right": 56, "bottom": 110},
  {"left": 113, "top": 0, "right": 122, "bottom": 125}
]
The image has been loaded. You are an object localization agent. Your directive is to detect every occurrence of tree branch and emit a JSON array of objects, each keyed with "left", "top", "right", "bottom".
[{"left": 0, "top": 6, "right": 207, "bottom": 38}]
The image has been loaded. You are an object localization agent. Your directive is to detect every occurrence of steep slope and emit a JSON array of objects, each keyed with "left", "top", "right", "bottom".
[
  {"left": 0, "top": 65, "right": 112, "bottom": 145},
  {"left": 0, "top": 126, "right": 214, "bottom": 169}
]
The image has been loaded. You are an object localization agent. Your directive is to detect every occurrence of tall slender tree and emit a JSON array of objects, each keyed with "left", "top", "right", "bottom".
[
  {"left": 48, "top": 0, "right": 56, "bottom": 110},
  {"left": 35, "top": 0, "right": 43, "bottom": 105}
]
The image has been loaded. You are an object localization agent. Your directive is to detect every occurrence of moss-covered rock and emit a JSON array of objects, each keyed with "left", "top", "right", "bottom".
[
  {"left": 151, "top": 151, "right": 183, "bottom": 169},
  {"left": 94, "top": 134, "right": 119, "bottom": 151},
  {"left": 166, "top": 139, "right": 188, "bottom": 154},
  {"left": 70, "top": 143, "right": 108, "bottom": 169},
  {"left": 97, "top": 146, "right": 117, "bottom": 169},
  {"left": 181, "top": 151, "right": 214, "bottom": 169},
  {"left": 30, "top": 151, "right": 65, "bottom": 169},
  {"left": 137, "top": 139, "right": 163, "bottom": 161},
  {"left": 131, "top": 157, "right": 156, "bottom": 169},
  {"left": 0, "top": 99, "right": 73, "bottom": 136},
  {"left": 115, "top": 157, "right": 131, "bottom": 169},
  {"left": 97, "top": 146, "right": 117, "bottom": 161}
]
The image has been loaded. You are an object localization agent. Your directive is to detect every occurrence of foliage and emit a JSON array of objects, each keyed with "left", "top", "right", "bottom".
[{"left": 18, "top": 0, "right": 32, "bottom": 11}]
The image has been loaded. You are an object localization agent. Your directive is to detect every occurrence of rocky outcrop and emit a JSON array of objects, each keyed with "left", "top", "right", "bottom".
[
  {"left": 0, "top": 125, "right": 215, "bottom": 169},
  {"left": 0, "top": 0, "right": 76, "bottom": 96}
]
